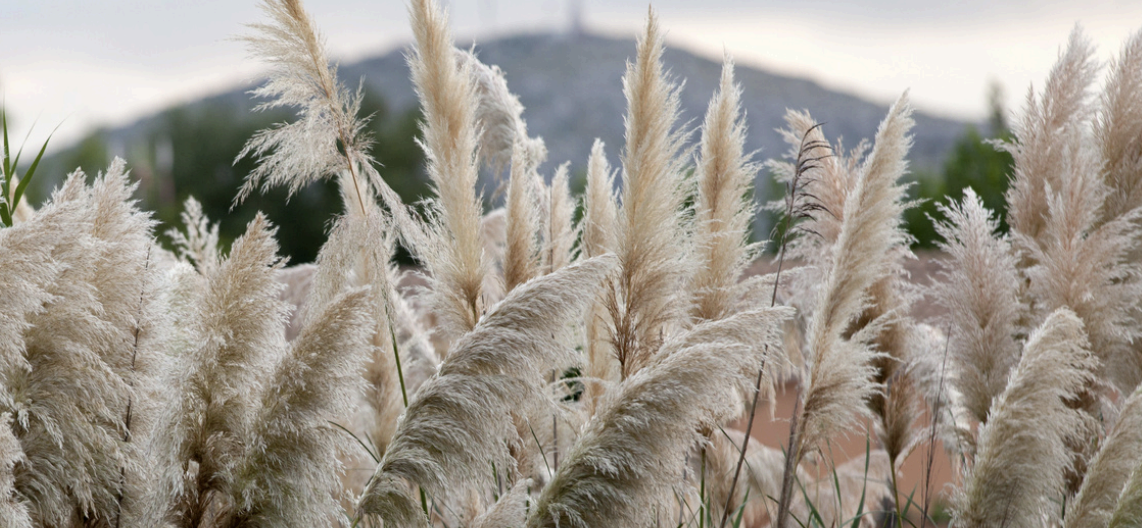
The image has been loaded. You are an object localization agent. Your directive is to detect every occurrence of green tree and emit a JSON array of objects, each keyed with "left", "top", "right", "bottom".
[{"left": 906, "top": 81, "right": 1014, "bottom": 248}]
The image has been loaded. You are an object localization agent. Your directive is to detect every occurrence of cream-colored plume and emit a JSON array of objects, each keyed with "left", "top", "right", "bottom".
[
  {"left": 1003, "top": 27, "right": 1098, "bottom": 249},
  {"left": 527, "top": 308, "right": 791, "bottom": 528},
  {"left": 1066, "top": 385, "right": 1142, "bottom": 528},
  {"left": 797, "top": 93, "right": 914, "bottom": 452},
  {"left": 1108, "top": 463, "right": 1142, "bottom": 528},
  {"left": 358, "top": 256, "right": 618, "bottom": 525},
  {"left": 0, "top": 416, "right": 31, "bottom": 527},
  {"left": 456, "top": 49, "right": 547, "bottom": 175},
  {"left": 931, "top": 189, "right": 1022, "bottom": 424},
  {"left": 543, "top": 163, "right": 576, "bottom": 274},
  {"left": 1097, "top": 29, "right": 1142, "bottom": 225},
  {"left": 691, "top": 56, "right": 760, "bottom": 322},
  {"left": 235, "top": 0, "right": 412, "bottom": 230},
  {"left": 504, "top": 140, "right": 542, "bottom": 292},
  {"left": 607, "top": 9, "right": 692, "bottom": 378},
  {"left": 151, "top": 214, "right": 289, "bottom": 524},
  {"left": 226, "top": 288, "right": 373, "bottom": 527},
  {"left": 407, "top": 0, "right": 492, "bottom": 340},
  {"left": 953, "top": 308, "right": 1097, "bottom": 528}
]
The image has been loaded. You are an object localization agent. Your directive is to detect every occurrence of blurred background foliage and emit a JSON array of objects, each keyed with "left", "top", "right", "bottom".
[
  {"left": 19, "top": 83, "right": 1012, "bottom": 261},
  {"left": 904, "top": 82, "right": 1013, "bottom": 248}
]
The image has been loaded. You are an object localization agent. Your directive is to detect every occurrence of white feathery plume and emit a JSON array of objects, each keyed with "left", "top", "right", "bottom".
[
  {"left": 580, "top": 139, "right": 621, "bottom": 406},
  {"left": 1097, "top": 29, "right": 1142, "bottom": 225},
  {"left": 456, "top": 49, "right": 547, "bottom": 175},
  {"left": 1108, "top": 463, "right": 1142, "bottom": 528},
  {"left": 0, "top": 415, "right": 31, "bottom": 528},
  {"left": 772, "top": 94, "right": 914, "bottom": 528},
  {"left": 953, "top": 308, "right": 1097, "bottom": 528},
  {"left": 1065, "top": 385, "right": 1142, "bottom": 528},
  {"left": 1, "top": 169, "right": 157, "bottom": 526},
  {"left": 304, "top": 210, "right": 437, "bottom": 459},
  {"left": 277, "top": 263, "right": 316, "bottom": 341},
  {"left": 581, "top": 139, "right": 618, "bottom": 261},
  {"left": 607, "top": 9, "right": 691, "bottom": 378},
  {"left": 526, "top": 307, "right": 791, "bottom": 528},
  {"left": 237, "top": 0, "right": 368, "bottom": 212},
  {"left": 543, "top": 163, "right": 576, "bottom": 274},
  {"left": 1003, "top": 27, "right": 1098, "bottom": 249},
  {"left": 151, "top": 214, "right": 289, "bottom": 523},
  {"left": 770, "top": 109, "right": 861, "bottom": 272},
  {"left": 408, "top": 0, "right": 492, "bottom": 339},
  {"left": 503, "top": 140, "right": 542, "bottom": 292},
  {"left": 0, "top": 193, "right": 71, "bottom": 378},
  {"left": 88, "top": 160, "right": 170, "bottom": 527},
  {"left": 691, "top": 55, "right": 760, "bottom": 322},
  {"left": 166, "top": 197, "right": 221, "bottom": 276},
  {"left": 234, "top": 0, "right": 421, "bottom": 241},
  {"left": 797, "top": 93, "right": 914, "bottom": 452},
  {"left": 227, "top": 288, "right": 373, "bottom": 527},
  {"left": 1011, "top": 52, "right": 1142, "bottom": 392},
  {"left": 358, "top": 256, "right": 618, "bottom": 525},
  {"left": 931, "top": 189, "right": 1023, "bottom": 424},
  {"left": 909, "top": 324, "right": 977, "bottom": 458},
  {"left": 470, "top": 479, "right": 533, "bottom": 528}
]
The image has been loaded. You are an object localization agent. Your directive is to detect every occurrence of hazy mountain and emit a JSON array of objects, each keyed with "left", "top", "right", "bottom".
[
  {"left": 87, "top": 31, "right": 969, "bottom": 200},
  {"left": 342, "top": 32, "right": 967, "bottom": 172}
]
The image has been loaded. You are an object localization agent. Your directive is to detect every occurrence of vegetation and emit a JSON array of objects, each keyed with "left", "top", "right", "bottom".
[{"left": 3, "top": 1, "right": 1142, "bottom": 528}]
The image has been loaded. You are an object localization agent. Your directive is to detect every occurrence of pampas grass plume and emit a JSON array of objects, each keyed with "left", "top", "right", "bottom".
[
  {"left": 953, "top": 308, "right": 1097, "bottom": 528},
  {"left": 932, "top": 189, "right": 1022, "bottom": 424},
  {"left": 358, "top": 256, "right": 618, "bottom": 525},
  {"left": 608, "top": 9, "right": 691, "bottom": 378},
  {"left": 408, "top": 0, "right": 492, "bottom": 339},
  {"left": 691, "top": 56, "right": 759, "bottom": 322},
  {"left": 527, "top": 307, "right": 791, "bottom": 528}
]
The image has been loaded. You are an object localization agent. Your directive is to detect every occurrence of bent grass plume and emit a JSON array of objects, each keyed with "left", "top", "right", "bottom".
[{"left": 357, "top": 256, "right": 618, "bottom": 526}]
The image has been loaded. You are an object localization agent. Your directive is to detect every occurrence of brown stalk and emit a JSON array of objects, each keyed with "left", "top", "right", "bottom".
[{"left": 719, "top": 123, "right": 829, "bottom": 528}]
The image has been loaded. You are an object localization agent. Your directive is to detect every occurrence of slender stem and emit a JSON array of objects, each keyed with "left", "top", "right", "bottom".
[
  {"left": 114, "top": 246, "right": 151, "bottom": 528},
  {"left": 700, "top": 448, "right": 707, "bottom": 528},
  {"left": 890, "top": 457, "right": 903, "bottom": 527},
  {"left": 718, "top": 362, "right": 766, "bottom": 528},
  {"left": 390, "top": 326, "right": 409, "bottom": 407},
  {"left": 718, "top": 125, "right": 817, "bottom": 528},
  {"left": 773, "top": 392, "right": 803, "bottom": 528}
]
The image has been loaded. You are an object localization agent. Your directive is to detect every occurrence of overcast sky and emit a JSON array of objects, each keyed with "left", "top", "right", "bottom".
[{"left": 4, "top": 0, "right": 1142, "bottom": 150}]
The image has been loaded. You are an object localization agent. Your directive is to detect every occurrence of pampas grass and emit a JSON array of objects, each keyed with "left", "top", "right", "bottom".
[
  {"left": 407, "top": 0, "right": 492, "bottom": 340},
  {"left": 691, "top": 57, "right": 760, "bottom": 322},
  {"left": 14, "top": 4, "right": 1142, "bottom": 528},
  {"left": 457, "top": 49, "right": 547, "bottom": 176},
  {"left": 543, "top": 164, "right": 576, "bottom": 275},
  {"left": 606, "top": 9, "right": 692, "bottom": 379},
  {"left": 225, "top": 288, "right": 372, "bottom": 527},
  {"left": 1065, "top": 385, "right": 1142, "bottom": 528},
  {"left": 953, "top": 308, "right": 1097, "bottom": 528},
  {"left": 527, "top": 308, "right": 791, "bottom": 528},
  {"left": 358, "top": 256, "right": 617, "bottom": 526},
  {"left": 1108, "top": 464, "right": 1142, "bottom": 528},
  {"left": 931, "top": 189, "right": 1022, "bottom": 425},
  {"left": 503, "top": 141, "right": 541, "bottom": 292}
]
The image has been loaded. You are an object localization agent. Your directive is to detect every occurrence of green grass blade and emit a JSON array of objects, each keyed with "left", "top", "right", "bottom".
[
  {"left": 847, "top": 435, "right": 872, "bottom": 528},
  {"left": 3, "top": 107, "right": 11, "bottom": 183},
  {"left": 12, "top": 126, "right": 55, "bottom": 211}
]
